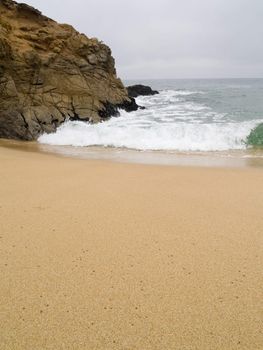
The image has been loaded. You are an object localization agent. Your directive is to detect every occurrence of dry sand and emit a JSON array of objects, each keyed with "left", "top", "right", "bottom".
[{"left": 0, "top": 145, "right": 262, "bottom": 350}]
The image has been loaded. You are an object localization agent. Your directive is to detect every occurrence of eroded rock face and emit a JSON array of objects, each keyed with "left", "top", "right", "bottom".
[{"left": 0, "top": 0, "right": 131, "bottom": 140}]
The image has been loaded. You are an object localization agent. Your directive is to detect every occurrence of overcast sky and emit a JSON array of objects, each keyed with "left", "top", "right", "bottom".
[{"left": 24, "top": 0, "right": 263, "bottom": 79}]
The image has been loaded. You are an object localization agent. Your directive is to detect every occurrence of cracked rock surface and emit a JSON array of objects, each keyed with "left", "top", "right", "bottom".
[{"left": 0, "top": 0, "right": 130, "bottom": 140}]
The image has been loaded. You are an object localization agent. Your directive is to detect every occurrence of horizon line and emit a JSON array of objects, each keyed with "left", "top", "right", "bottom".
[{"left": 122, "top": 77, "right": 263, "bottom": 81}]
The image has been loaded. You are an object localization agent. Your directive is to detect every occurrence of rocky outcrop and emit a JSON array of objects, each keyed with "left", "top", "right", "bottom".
[
  {"left": 0, "top": 0, "right": 134, "bottom": 140},
  {"left": 126, "top": 84, "right": 159, "bottom": 98}
]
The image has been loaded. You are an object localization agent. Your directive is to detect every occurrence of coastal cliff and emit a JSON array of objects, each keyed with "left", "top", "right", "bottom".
[{"left": 0, "top": 0, "right": 132, "bottom": 140}]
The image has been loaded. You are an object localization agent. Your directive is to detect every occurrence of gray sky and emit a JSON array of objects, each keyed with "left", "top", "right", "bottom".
[{"left": 24, "top": 0, "right": 263, "bottom": 79}]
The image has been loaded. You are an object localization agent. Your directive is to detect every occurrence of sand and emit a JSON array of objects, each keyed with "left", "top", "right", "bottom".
[{"left": 0, "top": 145, "right": 262, "bottom": 350}]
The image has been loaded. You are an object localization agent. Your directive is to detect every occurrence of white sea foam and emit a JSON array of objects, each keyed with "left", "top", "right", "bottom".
[{"left": 38, "top": 90, "right": 263, "bottom": 152}]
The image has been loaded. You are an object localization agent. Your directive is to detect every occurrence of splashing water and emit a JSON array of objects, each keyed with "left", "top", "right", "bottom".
[{"left": 39, "top": 83, "right": 263, "bottom": 152}]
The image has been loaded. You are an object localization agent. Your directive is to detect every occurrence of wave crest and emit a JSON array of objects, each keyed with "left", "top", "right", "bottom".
[{"left": 38, "top": 90, "right": 263, "bottom": 152}]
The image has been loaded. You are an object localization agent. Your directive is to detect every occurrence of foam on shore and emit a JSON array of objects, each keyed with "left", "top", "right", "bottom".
[{"left": 39, "top": 90, "right": 263, "bottom": 152}]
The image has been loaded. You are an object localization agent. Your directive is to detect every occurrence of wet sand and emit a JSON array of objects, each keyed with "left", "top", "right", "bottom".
[
  {"left": 0, "top": 145, "right": 262, "bottom": 349},
  {"left": 1, "top": 138, "right": 263, "bottom": 168}
]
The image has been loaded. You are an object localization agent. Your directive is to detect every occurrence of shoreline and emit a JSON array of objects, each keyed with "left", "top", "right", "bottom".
[
  {"left": 0, "top": 145, "right": 262, "bottom": 349},
  {"left": 1, "top": 138, "right": 263, "bottom": 169}
]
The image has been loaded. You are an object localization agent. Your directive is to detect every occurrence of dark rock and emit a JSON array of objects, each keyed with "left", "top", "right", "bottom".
[
  {"left": 118, "top": 97, "right": 140, "bottom": 113},
  {"left": 99, "top": 97, "right": 142, "bottom": 120},
  {"left": 126, "top": 84, "right": 159, "bottom": 98},
  {"left": 98, "top": 102, "right": 120, "bottom": 120},
  {"left": 115, "top": 84, "right": 159, "bottom": 113}
]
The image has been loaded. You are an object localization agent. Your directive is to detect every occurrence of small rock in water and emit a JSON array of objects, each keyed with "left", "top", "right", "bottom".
[{"left": 126, "top": 84, "right": 159, "bottom": 98}]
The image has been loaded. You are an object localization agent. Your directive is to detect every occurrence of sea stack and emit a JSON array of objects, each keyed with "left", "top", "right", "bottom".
[
  {"left": 0, "top": 0, "right": 134, "bottom": 140},
  {"left": 126, "top": 84, "right": 159, "bottom": 98}
]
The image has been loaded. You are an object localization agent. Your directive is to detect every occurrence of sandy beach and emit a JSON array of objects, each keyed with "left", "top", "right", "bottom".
[{"left": 0, "top": 144, "right": 262, "bottom": 350}]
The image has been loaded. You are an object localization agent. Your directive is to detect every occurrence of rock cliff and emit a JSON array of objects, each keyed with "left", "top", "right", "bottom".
[{"left": 0, "top": 0, "right": 133, "bottom": 140}]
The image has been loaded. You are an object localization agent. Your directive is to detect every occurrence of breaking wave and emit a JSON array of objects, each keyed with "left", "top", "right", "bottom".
[{"left": 38, "top": 90, "right": 263, "bottom": 152}]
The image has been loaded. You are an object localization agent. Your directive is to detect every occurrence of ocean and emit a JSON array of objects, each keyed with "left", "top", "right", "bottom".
[{"left": 38, "top": 79, "right": 263, "bottom": 165}]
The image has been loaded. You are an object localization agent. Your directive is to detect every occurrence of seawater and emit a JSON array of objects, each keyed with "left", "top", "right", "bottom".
[{"left": 38, "top": 79, "right": 263, "bottom": 156}]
